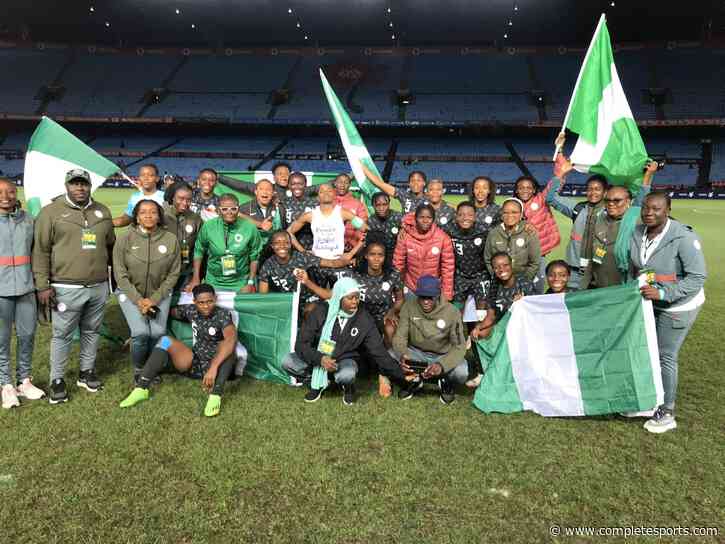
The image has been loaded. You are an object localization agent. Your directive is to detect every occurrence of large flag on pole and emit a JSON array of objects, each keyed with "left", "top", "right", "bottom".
[
  {"left": 23, "top": 117, "right": 122, "bottom": 217},
  {"left": 560, "top": 14, "right": 648, "bottom": 191},
  {"left": 474, "top": 283, "right": 663, "bottom": 417},
  {"left": 320, "top": 69, "right": 381, "bottom": 214}
]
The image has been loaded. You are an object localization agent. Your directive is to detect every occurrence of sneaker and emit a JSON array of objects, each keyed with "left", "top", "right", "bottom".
[
  {"left": 644, "top": 406, "right": 677, "bottom": 434},
  {"left": 398, "top": 378, "right": 423, "bottom": 400},
  {"left": 465, "top": 374, "right": 482, "bottom": 389},
  {"left": 438, "top": 378, "right": 455, "bottom": 405},
  {"left": 304, "top": 388, "right": 323, "bottom": 403},
  {"left": 77, "top": 370, "right": 103, "bottom": 393},
  {"left": 378, "top": 375, "right": 392, "bottom": 398},
  {"left": 119, "top": 387, "right": 149, "bottom": 408},
  {"left": 16, "top": 378, "right": 45, "bottom": 400},
  {"left": 204, "top": 394, "right": 222, "bottom": 417},
  {"left": 48, "top": 379, "right": 68, "bottom": 405},
  {"left": 342, "top": 384, "right": 355, "bottom": 406},
  {"left": 1, "top": 384, "right": 20, "bottom": 409}
]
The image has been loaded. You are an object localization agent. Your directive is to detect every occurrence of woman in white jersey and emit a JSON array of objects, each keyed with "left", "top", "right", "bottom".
[{"left": 287, "top": 183, "right": 368, "bottom": 261}]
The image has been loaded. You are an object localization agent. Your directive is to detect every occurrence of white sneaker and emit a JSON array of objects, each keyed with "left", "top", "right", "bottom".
[
  {"left": 1, "top": 384, "right": 20, "bottom": 409},
  {"left": 465, "top": 374, "right": 483, "bottom": 389},
  {"left": 643, "top": 406, "right": 677, "bottom": 434},
  {"left": 16, "top": 378, "right": 46, "bottom": 400}
]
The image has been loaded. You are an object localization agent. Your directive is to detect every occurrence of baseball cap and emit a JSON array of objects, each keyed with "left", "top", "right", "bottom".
[
  {"left": 414, "top": 275, "right": 441, "bottom": 298},
  {"left": 65, "top": 169, "right": 91, "bottom": 184}
]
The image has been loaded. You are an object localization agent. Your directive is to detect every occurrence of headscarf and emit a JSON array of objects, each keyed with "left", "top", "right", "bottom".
[
  {"left": 311, "top": 277, "right": 360, "bottom": 390},
  {"left": 614, "top": 205, "right": 640, "bottom": 278}
]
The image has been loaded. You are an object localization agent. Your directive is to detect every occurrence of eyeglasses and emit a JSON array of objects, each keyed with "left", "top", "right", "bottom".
[
  {"left": 604, "top": 198, "right": 628, "bottom": 205},
  {"left": 219, "top": 207, "right": 239, "bottom": 213}
]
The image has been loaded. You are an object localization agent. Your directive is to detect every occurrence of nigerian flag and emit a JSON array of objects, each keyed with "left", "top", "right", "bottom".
[
  {"left": 474, "top": 283, "right": 663, "bottom": 417},
  {"left": 320, "top": 69, "right": 381, "bottom": 214},
  {"left": 217, "top": 170, "right": 339, "bottom": 207},
  {"left": 23, "top": 117, "right": 121, "bottom": 217},
  {"left": 564, "top": 14, "right": 648, "bottom": 191},
  {"left": 171, "top": 290, "right": 299, "bottom": 385}
]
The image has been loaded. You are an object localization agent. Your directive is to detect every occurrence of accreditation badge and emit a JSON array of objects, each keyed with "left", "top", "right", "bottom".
[
  {"left": 81, "top": 229, "right": 97, "bottom": 250},
  {"left": 221, "top": 254, "right": 236, "bottom": 276},
  {"left": 319, "top": 339, "right": 336, "bottom": 355},
  {"left": 593, "top": 246, "right": 606, "bottom": 265},
  {"left": 181, "top": 248, "right": 190, "bottom": 264}
]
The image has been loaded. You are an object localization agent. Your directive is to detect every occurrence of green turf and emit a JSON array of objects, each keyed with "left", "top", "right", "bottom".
[{"left": 1, "top": 188, "right": 723, "bottom": 542}]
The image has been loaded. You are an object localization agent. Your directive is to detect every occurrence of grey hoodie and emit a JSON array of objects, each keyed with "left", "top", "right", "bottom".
[
  {"left": 629, "top": 219, "right": 706, "bottom": 310},
  {"left": 0, "top": 209, "right": 34, "bottom": 297}
]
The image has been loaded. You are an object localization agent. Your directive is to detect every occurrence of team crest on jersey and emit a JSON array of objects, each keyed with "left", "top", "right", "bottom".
[
  {"left": 531, "top": 202, "right": 540, "bottom": 211},
  {"left": 516, "top": 238, "right": 525, "bottom": 247},
  {"left": 474, "top": 238, "right": 482, "bottom": 246},
  {"left": 382, "top": 281, "right": 391, "bottom": 291},
  {"left": 185, "top": 224, "right": 194, "bottom": 233},
  {"left": 431, "top": 246, "right": 440, "bottom": 255},
  {"left": 158, "top": 245, "right": 167, "bottom": 254}
]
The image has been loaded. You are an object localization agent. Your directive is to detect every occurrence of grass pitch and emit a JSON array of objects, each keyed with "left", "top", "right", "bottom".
[{"left": 1, "top": 188, "right": 723, "bottom": 543}]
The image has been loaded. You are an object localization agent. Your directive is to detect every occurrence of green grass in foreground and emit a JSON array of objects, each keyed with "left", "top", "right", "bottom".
[{"left": 1, "top": 189, "right": 723, "bottom": 543}]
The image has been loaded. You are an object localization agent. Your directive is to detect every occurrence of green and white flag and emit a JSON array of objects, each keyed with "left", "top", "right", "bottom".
[
  {"left": 220, "top": 170, "right": 337, "bottom": 189},
  {"left": 320, "top": 69, "right": 381, "bottom": 214},
  {"left": 563, "top": 14, "right": 648, "bottom": 191},
  {"left": 23, "top": 117, "right": 122, "bottom": 217},
  {"left": 474, "top": 283, "right": 663, "bottom": 417},
  {"left": 172, "top": 290, "right": 300, "bottom": 385}
]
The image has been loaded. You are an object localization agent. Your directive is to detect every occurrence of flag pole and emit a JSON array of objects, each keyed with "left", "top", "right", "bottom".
[
  {"left": 120, "top": 171, "right": 140, "bottom": 189},
  {"left": 552, "top": 13, "right": 607, "bottom": 161}
]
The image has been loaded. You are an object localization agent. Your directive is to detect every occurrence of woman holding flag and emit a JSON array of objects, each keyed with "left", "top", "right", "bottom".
[{"left": 629, "top": 191, "right": 707, "bottom": 434}]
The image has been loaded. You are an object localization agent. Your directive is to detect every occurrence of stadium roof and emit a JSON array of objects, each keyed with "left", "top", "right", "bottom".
[{"left": 3, "top": 1, "right": 719, "bottom": 48}]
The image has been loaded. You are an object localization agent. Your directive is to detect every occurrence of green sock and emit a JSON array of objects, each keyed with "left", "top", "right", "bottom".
[
  {"left": 204, "top": 394, "right": 222, "bottom": 417},
  {"left": 119, "top": 387, "right": 149, "bottom": 408}
]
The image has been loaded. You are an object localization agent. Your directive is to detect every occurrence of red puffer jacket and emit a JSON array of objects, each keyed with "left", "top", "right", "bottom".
[
  {"left": 522, "top": 178, "right": 560, "bottom": 255},
  {"left": 393, "top": 213, "right": 455, "bottom": 300}
]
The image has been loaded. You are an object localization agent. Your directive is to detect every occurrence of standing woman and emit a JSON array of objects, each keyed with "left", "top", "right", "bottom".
[
  {"left": 164, "top": 183, "right": 202, "bottom": 291},
  {"left": 367, "top": 192, "right": 403, "bottom": 265},
  {"left": 484, "top": 198, "right": 541, "bottom": 284},
  {"left": 393, "top": 203, "right": 455, "bottom": 302},
  {"left": 469, "top": 176, "right": 501, "bottom": 235},
  {"left": 629, "top": 191, "right": 706, "bottom": 434},
  {"left": 114, "top": 200, "right": 181, "bottom": 382},
  {"left": 513, "top": 175, "right": 560, "bottom": 293},
  {"left": 0, "top": 178, "right": 45, "bottom": 407}
]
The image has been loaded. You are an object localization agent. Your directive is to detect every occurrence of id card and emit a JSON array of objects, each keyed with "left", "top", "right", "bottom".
[
  {"left": 319, "top": 339, "right": 336, "bottom": 355},
  {"left": 579, "top": 257, "right": 590, "bottom": 268},
  {"left": 81, "top": 229, "right": 97, "bottom": 250},
  {"left": 593, "top": 246, "right": 606, "bottom": 265},
  {"left": 220, "top": 254, "right": 236, "bottom": 276},
  {"left": 181, "top": 248, "right": 190, "bottom": 265}
]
